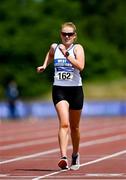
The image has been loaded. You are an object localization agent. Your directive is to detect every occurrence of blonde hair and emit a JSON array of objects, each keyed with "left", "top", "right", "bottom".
[{"left": 61, "top": 22, "right": 77, "bottom": 33}]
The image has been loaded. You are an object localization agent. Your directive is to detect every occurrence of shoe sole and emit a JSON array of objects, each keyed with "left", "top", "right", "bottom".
[
  {"left": 58, "top": 159, "right": 68, "bottom": 169},
  {"left": 70, "top": 165, "right": 80, "bottom": 170}
]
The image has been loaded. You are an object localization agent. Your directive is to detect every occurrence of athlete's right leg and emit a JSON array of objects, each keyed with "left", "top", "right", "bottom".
[
  {"left": 52, "top": 86, "right": 70, "bottom": 169},
  {"left": 55, "top": 100, "right": 70, "bottom": 158}
]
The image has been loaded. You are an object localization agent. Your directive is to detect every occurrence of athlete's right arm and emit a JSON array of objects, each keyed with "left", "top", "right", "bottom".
[{"left": 37, "top": 43, "right": 57, "bottom": 73}]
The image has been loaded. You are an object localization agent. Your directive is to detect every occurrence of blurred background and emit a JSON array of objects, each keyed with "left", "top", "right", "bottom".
[{"left": 0, "top": 0, "right": 126, "bottom": 120}]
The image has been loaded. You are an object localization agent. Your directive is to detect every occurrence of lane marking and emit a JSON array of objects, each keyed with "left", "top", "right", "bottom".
[
  {"left": 32, "top": 169, "right": 68, "bottom": 180},
  {"left": 0, "top": 174, "right": 9, "bottom": 177},
  {"left": 80, "top": 150, "right": 126, "bottom": 167},
  {"left": 85, "top": 173, "right": 126, "bottom": 177},
  {"left": 0, "top": 134, "right": 126, "bottom": 164},
  {"left": 0, "top": 137, "right": 57, "bottom": 151},
  {"left": 0, "top": 129, "right": 57, "bottom": 143},
  {"left": 45, "top": 173, "right": 126, "bottom": 178},
  {"left": 1, "top": 173, "right": 126, "bottom": 179},
  {"left": 0, "top": 121, "right": 56, "bottom": 136},
  {"left": 0, "top": 148, "right": 59, "bottom": 164},
  {"left": 80, "top": 134, "right": 126, "bottom": 148},
  {"left": 0, "top": 121, "right": 125, "bottom": 142},
  {"left": 0, "top": 125, "right": 126, "bottom": 150},
  {"left": 32, "top": 150, "right": 126, "bottom": 179},
  {"left": 0, "top": 175, "right": 37, "bottom": 178}
]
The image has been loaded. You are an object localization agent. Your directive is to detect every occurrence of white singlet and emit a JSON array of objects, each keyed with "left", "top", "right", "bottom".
[{"left": 53, "top": 44, "right": 82, "bottom": 86}]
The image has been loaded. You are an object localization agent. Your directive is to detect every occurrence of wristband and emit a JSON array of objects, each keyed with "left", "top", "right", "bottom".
[{"left": 65, "top": 51, "right": 70, "bottom": 57}]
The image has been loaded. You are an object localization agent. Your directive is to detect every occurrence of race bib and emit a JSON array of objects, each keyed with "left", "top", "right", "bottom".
[{"left": 55, "top": 71, "right": 73, "bottom": 80}]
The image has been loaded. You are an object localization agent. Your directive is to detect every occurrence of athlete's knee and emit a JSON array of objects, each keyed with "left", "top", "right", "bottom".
[
  {"left": 60, "top": 122, "right": 69, "bottom": 129},
  {"left": 71, "top": 126, "right": 79, "bottom": 132}
]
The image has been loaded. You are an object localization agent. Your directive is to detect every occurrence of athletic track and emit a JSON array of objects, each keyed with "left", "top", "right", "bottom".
[{"left": 0, "top": 116, "right": 126, "bottom": 179}]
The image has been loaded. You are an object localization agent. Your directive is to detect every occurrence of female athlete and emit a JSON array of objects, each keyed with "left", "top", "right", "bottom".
[{"left": 37, "top": 22, "right": 85, "bottom": 170}]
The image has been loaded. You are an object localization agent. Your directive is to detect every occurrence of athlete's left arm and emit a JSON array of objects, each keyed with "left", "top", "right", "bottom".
[{"left": 67, "top": 44, "right": 85, "bottom": 71}]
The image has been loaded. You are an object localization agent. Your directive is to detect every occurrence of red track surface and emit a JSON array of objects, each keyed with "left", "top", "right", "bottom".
[{"left": 0, "top": 117, "right": 126, "bottom": 179}]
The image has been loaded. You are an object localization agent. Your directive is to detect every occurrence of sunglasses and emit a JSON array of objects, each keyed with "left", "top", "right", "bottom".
[{"left": 61, "top": 32, "right": 75, "bottom": 37}]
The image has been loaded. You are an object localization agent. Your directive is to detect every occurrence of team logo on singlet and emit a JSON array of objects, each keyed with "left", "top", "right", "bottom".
[{"left": 54, "top": 58, "right": 74, "bottom": 80}]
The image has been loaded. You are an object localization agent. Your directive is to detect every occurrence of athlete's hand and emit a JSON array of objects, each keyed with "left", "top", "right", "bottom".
[
  {"left": 37, "top": 65, "right": 46, "bottom": 73},
  {"left": 59, "top": 44, "right": 66, "bottom": 56}
]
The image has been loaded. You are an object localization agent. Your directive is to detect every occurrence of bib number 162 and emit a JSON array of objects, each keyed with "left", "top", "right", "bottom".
[{"left": 57, "top": 72, "right": 73, "bottom": 80}]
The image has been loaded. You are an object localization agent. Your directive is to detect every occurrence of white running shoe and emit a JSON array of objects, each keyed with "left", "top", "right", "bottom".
[
  {"left": 70, "top": 153, "right": 80, "bottom": 170},
  {"left": 58, "top": 156, "right": 68, "bottom": 170}
]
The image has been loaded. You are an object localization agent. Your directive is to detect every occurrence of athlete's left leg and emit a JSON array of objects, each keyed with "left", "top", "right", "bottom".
[
  {"left": 69, "top": 109, "right": 82, "bottom": 170},
  {"left": 69, "top": 109, "right": 82, "bottom": 154}
]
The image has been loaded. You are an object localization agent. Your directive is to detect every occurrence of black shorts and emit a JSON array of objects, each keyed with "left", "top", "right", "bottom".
[{"left": 52, "top": 85, "right": 84, "bottom": 110}]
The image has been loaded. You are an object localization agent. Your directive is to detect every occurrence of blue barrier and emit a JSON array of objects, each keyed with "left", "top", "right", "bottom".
[
  {"left": 83, "top": 101, "right": 126, "bottom": 116},
  {"left": 0, "top": 100, "right": 126, "bottom": 119}
]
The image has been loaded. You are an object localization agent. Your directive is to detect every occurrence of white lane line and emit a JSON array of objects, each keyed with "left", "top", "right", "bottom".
[
  {"left": 0, "top": 121, "right": 56, "bottom": 136},
  {"left": 79, "top": 134, "right": 126, "bottom": 148},
  {"left": 0, "top": 174, "right": 9, "bottom": 177},
  {"left": 84, "top": 173, "right": 126, "bottom": 177},
  {"left": 1, "top": 125, "right": 126, "bottom": 151},
  {"left": 0, "top": 137, "right": 57, "bottom": 150},
  {"left": 0, "top": 175, "right": 37, "bottom": 178},
  {"left": 1, "top": 121, "right": 125, "bottom": 142},
  {"left": 32, "top": 150, "right": 126, "bottom": 180},
  {"left": 32, "top": 169, "right": 68, "bottom": 180},
  {"left": 32, "top": 174, "right": 126, "bottom": 178},
  {"left": 80, "top": 149, "right": 126, "bottom": 167},
  {"left": 0, "top": 148, "right": 59, "bottom": 164},
  {"left": 0, "top": 129, "right": 57, "bottom": 142},
  {"left": 0, "top": 134, "right": 126, "bottom": 164},
  {"left": 44, "top": 173, "right": 126, "bottom": 178}
]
